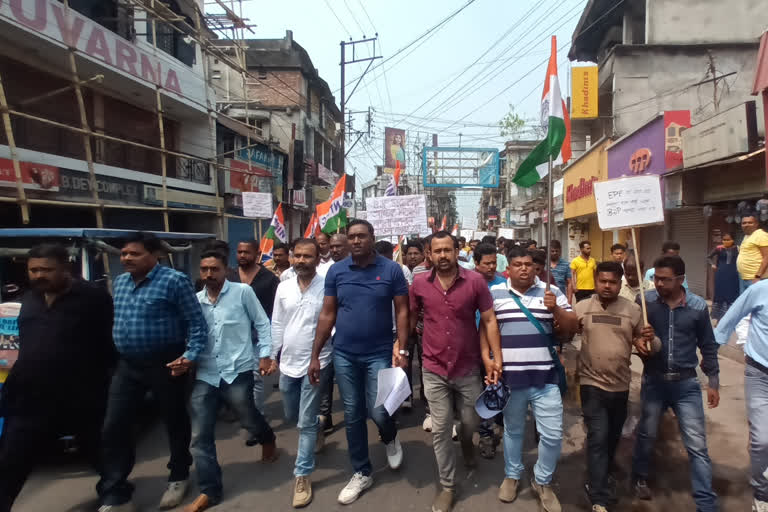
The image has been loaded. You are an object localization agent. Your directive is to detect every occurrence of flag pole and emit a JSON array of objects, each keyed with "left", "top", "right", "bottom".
[{"left": 545, "top": 155, "right": 553, "bottom": 292}]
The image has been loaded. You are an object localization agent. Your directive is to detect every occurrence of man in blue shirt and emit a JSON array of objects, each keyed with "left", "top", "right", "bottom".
[
  {"left": 98, "top": 232, "right": 208, "bottom": 512},
  {"left": 308, "top": 219, "right": 410, "bottom": 505},
  {"left": 714, "top": 279, "right": 768, "bottom": 511},
  {"left": 185, "top": 250, "right": 276, "bottom": 512},
  {"left": 631, "top": 256, "right": 719, "bottom": 511},
  {"left": 548, "top": 240, "right": 571, "bottom": 295}
]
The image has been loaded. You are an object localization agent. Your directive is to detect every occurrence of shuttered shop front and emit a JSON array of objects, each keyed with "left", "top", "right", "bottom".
[{"left": 669, "top": 209, "right": 708, "bottom": 297}]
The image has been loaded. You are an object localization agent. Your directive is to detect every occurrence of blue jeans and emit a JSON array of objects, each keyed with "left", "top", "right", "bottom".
[
  {"left": 189, "top": 372, "right": 274, "bottom": 503},
  {"left": 632, "top": 376, "right": 718, "bottom": 511},
  {"left": 502, "top": 383, "right": 563, "bottom": 484},
  {"left": 746, "top": 363, "right": 768, "bottom": 501},
  {"left": 280, "top": 367, "right": 330, "bottom": 477},
  {"left": 741, "top": 279, "right": 755, "bottom": 293},
  {"left": 333, "top": 349, "right": 398, "bottom": 476},
  {"left": 252, "top": 370, "right": 265, "bottom": 415}
]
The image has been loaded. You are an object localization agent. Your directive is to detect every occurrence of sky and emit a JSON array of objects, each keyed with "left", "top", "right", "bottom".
[{"left": 230, "top": 0, "right": 588, "bottom": 224}]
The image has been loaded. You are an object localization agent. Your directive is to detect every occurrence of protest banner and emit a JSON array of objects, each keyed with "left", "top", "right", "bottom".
[
  {"left": 242, "top": 191, "right": 273, "bottom": 218},
  {"left": 459, "top": 229, "right": 474, "bottom": 241},
  {"left": 497, "top": 228, "right": 516, "bottom": 240},
  {"left": 364, "top": 194, "right": 430, "bottom": 237},
  {"left": 594, "top": 175, "right": 664, "bottom": 327}
]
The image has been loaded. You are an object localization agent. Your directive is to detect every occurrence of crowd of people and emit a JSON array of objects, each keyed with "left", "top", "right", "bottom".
[{"left": 0, "top": 215, "right": 766, "bottom": 512}]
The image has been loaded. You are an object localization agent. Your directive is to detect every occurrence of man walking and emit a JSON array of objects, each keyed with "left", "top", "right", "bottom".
[
  {"left": 186, "top": 251, "right": 277, "bottom": 512},
  {"left": 410, "top": 232, "right": 502, "bottom": 512},
  {"left": 0, "top": 244, "right": 115, "bottom": 512},
  {"left": 570, "top": 240, "right": 596, "bottom": 303},
  {"left": 490, "top": 246, "right": 578, "bottom": 511},
  {"left": 574, "top": 262, "right": 656, "bottom": 512},
  {"left": 405, "top": 240, "right": 425, "bottom": 273},
  {"left": 736, "top": 213, "right": 768, "bottom": 290},
  {"left": 308, "top": 219, "right": 409, "bottom": 505},
  {"left": 548, "top": 240, "right": 571, "bottom": 294},
  {"left": 268, "top": 238, "right": 333, "bottom": 508},
  {"left": 266, "top": 242, "right": 291, "bottom": 278},
  {"left": 631, "top": 256, "right": 720, "bottom": 511},
  {"left": 714, "top": 279, "right": 768, "bottom": 511},
  {"left": 317, "top": 232, "right": 350, "bottom": 434},
  {"left": 99, "top": 232, "right": 208, "bottom": 511}
]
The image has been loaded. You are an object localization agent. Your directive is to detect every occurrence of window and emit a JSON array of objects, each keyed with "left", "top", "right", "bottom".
[{"left": 145, "top": 0, "right": 196, "bottom": 67}]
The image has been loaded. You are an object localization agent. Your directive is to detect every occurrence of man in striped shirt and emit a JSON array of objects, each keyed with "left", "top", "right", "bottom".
[{"left": 490, "top": 246, "right": 578, "bottom": 512}]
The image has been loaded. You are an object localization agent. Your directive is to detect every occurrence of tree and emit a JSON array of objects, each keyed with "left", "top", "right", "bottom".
[{"left": 498, "top": 104, "right": 526, "bottom": 138}]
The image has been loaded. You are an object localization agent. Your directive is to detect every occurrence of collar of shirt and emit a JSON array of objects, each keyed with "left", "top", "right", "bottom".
[
  {"left": 507, "top": 278, "right": 541, "bottom": 297},
  {"left": 131, "top": 263, "right": 162, "bottom": 289},
  {"left": 347, "top": 252, "right": 384, "bottom": 270},
  {"left": 199, "top": 279, "right": 231, "bottom": 305},
  {"left": 652, "top": 288, "right": 688, "bottom": 309},
  {"left": 426, "top": 265, "right": 468, "bottom": 285}
]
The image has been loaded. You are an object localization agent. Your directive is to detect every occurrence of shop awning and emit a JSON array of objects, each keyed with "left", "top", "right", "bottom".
[{"left": 668, "top": 147, "right": 766, "bottom": 175}]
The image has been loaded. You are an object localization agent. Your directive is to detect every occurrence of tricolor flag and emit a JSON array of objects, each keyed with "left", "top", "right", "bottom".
[
  {"left": 317, "top": 173, "right": 347, "bottom": 234},
  {"left": 513, "top": 36, "right": 572, "bottom": 188},
  {"left": 450, "top": 224, "right": 459, "bottom": 236},
  {"left": 259, "top": 203, "right": 287, "bottom": 263},
  {"left": 439, "top": 215, "right": 447, "bottom": 231},
  {"left": 393, "top": 235, "right": 405, "bottom": 264},
  {"left": 384, "top": 160, "right": 401, "bottom": 196},
  {"left": 303, "top": 212, "right": 319, "bottom": 238}
]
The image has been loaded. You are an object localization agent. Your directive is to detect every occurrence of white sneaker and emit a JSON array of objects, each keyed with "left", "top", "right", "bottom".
[
  {"left": 158, "top": 480, "right": 188, "bottom": 510},
  {"left": 452, "top": 424, "right": 458, "bottom": 441},
  {"left": 754, "top": 498, "right": 768, "bottom": 512},
  {"left": 338, "top": 472, "right": 373, "bottom": 505},
  {"left": 422, "top": 414, "right": 433, "bottom": 432},
  {"left": 98, "top": 504, "right": 137, "bottom": 512},
  {"left": 386, "top": 437, "right": 403, "bottom": 469}
]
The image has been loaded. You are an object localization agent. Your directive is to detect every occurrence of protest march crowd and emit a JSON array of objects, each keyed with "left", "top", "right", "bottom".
[{"left": 1, "top": 215, "right": 767, "bottom": 512}]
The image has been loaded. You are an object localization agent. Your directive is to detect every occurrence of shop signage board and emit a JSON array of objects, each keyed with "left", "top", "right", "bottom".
[
  {"left": 682, "top": 101, "right": 758, "bottom": 168},
  {"left": 571, "top": 65, "right": 598, "bottom": 119},
  {"left": 242, "top": 191, "right": 273, "bottom": 218},
  {"left": 594, "top": 175, "right": 664, "bottom": 230},
  {"left": 60, "top": 169, "right": 141, "bottom": 203},
  {"left": 364, "top": 194, "right": 429, "bottom": 237},
  {"left": 292, "top": 188, "right": 307, "bottom": 208},
  {"left": 0, "top": 158, "right": 59, "bottom": 191}
]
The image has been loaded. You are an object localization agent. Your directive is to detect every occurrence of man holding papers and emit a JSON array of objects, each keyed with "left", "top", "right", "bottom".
[{"left": 409, "top": 231, "right": 502, "bottom": 512}]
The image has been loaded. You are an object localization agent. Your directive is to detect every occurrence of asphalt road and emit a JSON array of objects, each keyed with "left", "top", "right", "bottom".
[{"left": 16, "top": 353, "right": 752, "bottom": 511}]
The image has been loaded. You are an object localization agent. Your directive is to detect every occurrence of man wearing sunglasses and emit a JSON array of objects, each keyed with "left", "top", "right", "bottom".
[{"left": 631, "top": 256, "right": 720, "bottom": 512}]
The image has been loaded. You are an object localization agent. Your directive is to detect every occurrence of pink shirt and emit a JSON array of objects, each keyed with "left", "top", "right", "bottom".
[{"left": 410, "top": 266, "right": 494, "bottom": 379}]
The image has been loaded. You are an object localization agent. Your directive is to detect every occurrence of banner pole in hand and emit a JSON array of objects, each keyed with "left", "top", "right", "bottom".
[{"left": 631, "top": 227, "right": 650, "bottom": 350}]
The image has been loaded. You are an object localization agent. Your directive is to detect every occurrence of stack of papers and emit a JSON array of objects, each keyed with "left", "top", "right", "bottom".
[{"left": 375, "top": 367, "right": 412, "bottom": 416}]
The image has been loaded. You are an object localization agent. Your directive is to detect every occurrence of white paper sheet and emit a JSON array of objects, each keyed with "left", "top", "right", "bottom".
[{"left": 375, "top": 367, "right": 411, "bottom": 416}]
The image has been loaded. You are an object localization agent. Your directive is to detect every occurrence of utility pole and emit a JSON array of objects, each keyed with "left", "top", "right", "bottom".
[{"left": 339, "top": 36, "right": 382, "bottom": 175}]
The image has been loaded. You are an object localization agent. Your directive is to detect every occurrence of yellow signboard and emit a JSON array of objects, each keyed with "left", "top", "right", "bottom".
[{"left": 571, "top": 66, "right": 598, "bottom": 119}]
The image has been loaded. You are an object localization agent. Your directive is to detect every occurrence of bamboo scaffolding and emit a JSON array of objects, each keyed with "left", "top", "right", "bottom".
[{"left": 0, "top": 72, "right": 29, "bottom": 223}]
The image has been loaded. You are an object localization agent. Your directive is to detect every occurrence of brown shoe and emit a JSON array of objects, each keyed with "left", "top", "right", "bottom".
[
  {"left": 292, "top": 476, "right": 312, "bottom": 508},
  {"left": 498, "top": 478, "right": 519, "bottom": 503},
  {"left": 431, "top": 488, "right": 455, "bottom": 512},
  {"left": 531, "top": 479, "right": 562, "bottom": 512},
  {"left": 262, "top": 440, "right": 279, "bottom": 462},
  {"left": 183, "top": 494, "right": 210, "bottom": 512}
]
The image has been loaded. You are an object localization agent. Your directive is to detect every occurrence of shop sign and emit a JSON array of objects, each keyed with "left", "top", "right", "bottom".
[
  {"left": 571, "top": 65, "right": 598, "bottom": 119},
  {"left": 237, "top": 145, "right": 284, "bottom": 176},
  {"left": 292, "top": 188, "right": 307, "bottom": 208},
  {"left": 682, "top": 101, "right": 758, "bottom": 168},
  {"left": 143, "top": 185, "right": 220, "bottom": 211},
  {"left": 225, "top": 158, "right": 272, "bottom": 194},
  {"left": 607, "top": 111, "right": 690, "bottom": 178},
  {"left": 59, "top": 169, "right": 140, "bottom": 203},
  {"left": 566, "top": 176, "right": 598, "bottom": 203},
  {"left": 0, "top": 158, "right": 59, "bottom": 191}
]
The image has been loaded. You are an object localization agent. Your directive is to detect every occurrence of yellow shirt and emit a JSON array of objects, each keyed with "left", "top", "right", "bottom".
[
  {"left": 737, "top": 228, "right": 768, "bottom": 280},
  {"left": 570, "top": 256, "right": 597, "bottom": 290}
]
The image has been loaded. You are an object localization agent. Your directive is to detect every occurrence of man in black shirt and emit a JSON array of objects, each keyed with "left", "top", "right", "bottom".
[{"left": 0, "top": 244, "right": 115, "bottom": 512}]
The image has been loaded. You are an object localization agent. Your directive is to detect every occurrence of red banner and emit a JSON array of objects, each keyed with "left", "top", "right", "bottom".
[{"left": 0, "top": 158, "right": 59, "bottom": 191}]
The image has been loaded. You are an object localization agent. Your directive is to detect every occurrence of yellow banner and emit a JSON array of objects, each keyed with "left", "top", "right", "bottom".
[{"left": 571, "top": 66, "right": 598, "bottom": 119}]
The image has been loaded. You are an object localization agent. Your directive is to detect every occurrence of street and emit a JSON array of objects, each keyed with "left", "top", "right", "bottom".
[{"left": 16, "top": 352, "right": 751, "bottom": 512}]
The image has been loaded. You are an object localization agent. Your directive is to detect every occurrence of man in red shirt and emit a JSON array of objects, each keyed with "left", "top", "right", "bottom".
[{"left": 409, "top": 231, "right": 502, "bottom": 512}]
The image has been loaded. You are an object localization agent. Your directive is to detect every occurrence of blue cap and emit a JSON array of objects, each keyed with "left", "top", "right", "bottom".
[{"left": 474, "top": 382, "right": 510, "bottom": 419}]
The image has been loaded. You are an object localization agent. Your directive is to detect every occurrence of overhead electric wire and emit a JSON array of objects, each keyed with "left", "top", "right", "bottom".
[
  {"left": 323, "top": 0, "right": 353, "bottom": 38},
  {"left": 357, "top": 0, "right": 394, "bottom": 111}
]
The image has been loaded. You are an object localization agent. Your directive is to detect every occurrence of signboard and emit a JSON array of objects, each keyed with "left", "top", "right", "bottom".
[
  {"left": 292, "top": 188, "right": 307, "bottom": 208},
  {"left": 0, "top": 302, "right": 20, "bottom": 370},
  {"left": 225, "top": 158, "right": 272, "bottom": 194},
  {"left": 571, "top": 65, "right": 598, "bottom": 119},
  {"left": 318, "top": 163, "right": 337, "bottom": 185},
  {"left": 0, "top": 158, "right": 59, "bottom": 191},
  {"left": 242, "top": 191, "right": 273, "bottom": 218},
  {"left": 682, "top": 101, "right": 758, "bottom": 168},
  {"left": 364, "top": 194, "right": 429, "bottom": 237},
  {"left": 664, "top": 110, "right": 691, "bottom": 169},
  {"left": 236, "top": 146, "right": 284, "bottom": 176},
  {"left": 459, "top": 229, "right": 474, "bottom": 240},
  {"left": 383, "top": 127, "right": 406, "bottom": 174},
  {"left": 0, "top": 0, "right": 207, "bottom": 110},
  {"left": 497, "top": 228, "right": 516, "bottom": 239},
  {"left": 60, "top": 169, "right": 140, "bottom": 203},
  {"left": 594, "top": 175, "right": 664, "bottom": 230},
  {"left": 143, "top": 185, "right": 221, "bottom": 211}
]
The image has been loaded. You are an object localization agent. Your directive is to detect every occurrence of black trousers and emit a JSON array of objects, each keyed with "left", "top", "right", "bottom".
[
  {"left": 318, "top": 361, "right": 335, "bottom": 419},
  {"left": 580, "top": 384, "right": 629, "bottom": 506},
  {"left": 97, "top": 355, "right": 192, "bottom": 506},
  {"left": 0, "top": 401, "right": 104, "bottom": 512}
]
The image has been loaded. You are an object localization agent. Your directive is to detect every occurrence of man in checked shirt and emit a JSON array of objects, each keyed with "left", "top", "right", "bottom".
[{"left": 97, "top": 232, "right": 208, "bottom": 512}]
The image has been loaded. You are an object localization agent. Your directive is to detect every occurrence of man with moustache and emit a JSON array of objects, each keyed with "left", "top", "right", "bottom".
[
  {"left": 186, "top": 251, "right": 276, "bottom": 512},
  {"left": 0, "top": 244, "right": 115, "bottom": 512}
]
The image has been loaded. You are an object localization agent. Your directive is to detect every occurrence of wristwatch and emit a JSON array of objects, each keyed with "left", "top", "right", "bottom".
[{"left": 398, "top": 349, "right": 410, "bottom": 357}]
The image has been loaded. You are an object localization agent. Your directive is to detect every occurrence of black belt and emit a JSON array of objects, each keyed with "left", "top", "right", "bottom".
[
  {"left": 746, "top": 356, "right": 768, "bottom": 375},
  {"left": 646, "top": 368, "right": 697, "bottom": 381}
]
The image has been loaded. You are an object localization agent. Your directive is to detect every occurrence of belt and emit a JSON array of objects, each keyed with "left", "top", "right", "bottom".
[
  {"left": 646, "top": 367, "right": 697, "bottom": 381},
  {"left": 746, "top": 356, "right": 768, "bottom": 375}
]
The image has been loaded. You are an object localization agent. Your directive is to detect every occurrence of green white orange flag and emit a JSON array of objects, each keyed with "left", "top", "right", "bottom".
[
  {"left": 317, "top": 173, "right": 347, "bottom": 234},
  {"left": 303, "top": 212, "right": 319, "bottom": 238},
  {"left": 513, "top": 36, "right": 572, "bottom": 188},
  {"left": 259, "top": 203, "right": 286, "bottom": 262}
]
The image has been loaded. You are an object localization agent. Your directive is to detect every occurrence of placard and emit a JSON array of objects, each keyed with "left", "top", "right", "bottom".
[
  {"left": 364, "top": 194, "right": 429, "bottom": 237},
  {"left": 497, "top": 228, "right": 516, "bottom": 239},
  {"left": 242, "top": 191, "right": 273, "bottom": 218},
  {"left": 459, "top": 229, "right": 474, "bottom": 240},
  {"left": 594, "top": 175, "right": 664, "bottom": 230}
]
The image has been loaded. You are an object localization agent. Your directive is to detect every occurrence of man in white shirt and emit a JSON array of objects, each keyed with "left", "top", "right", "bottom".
[{"left": 265, "top": 238, "right": 333, "bottom": 508}]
